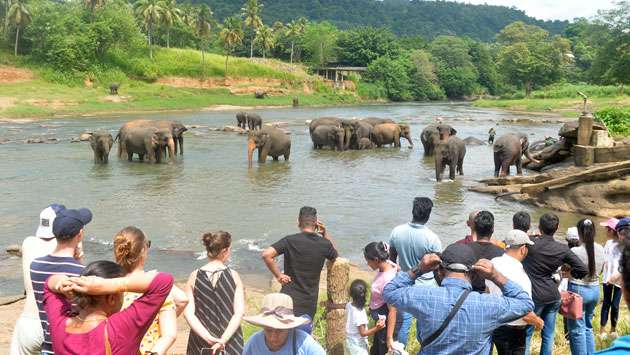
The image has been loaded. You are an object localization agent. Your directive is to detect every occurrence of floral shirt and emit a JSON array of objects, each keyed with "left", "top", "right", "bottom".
[{"left": 122, "top": 291, "right": 175, "bottom": 354}]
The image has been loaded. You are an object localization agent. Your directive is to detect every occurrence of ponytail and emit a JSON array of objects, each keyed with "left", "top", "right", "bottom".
[
  {"left": 349, "top": 279, "right": 368, "bottom": 309},
  {"left": 363, "top": 241, "right": 390, "bottom": 262},
  {"left": 577, "top": 219, "right": 596, "bottom": 277}
]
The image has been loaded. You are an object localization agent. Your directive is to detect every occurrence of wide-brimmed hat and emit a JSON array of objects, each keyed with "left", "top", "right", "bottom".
[
  {"left": 243, "top": 293, "right": 310, "bottom": 330},
  {"left": 600, "top": 218, "right": 619, "bottom": 231}
]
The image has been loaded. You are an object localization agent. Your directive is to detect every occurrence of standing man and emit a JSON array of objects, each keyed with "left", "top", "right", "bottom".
[
  {"left": 456, "top": 210, "right": 478, "bottom": 244},
  {"left": 487, "top": 230, "right": 544, "bottom": 355},
  {"left": 488, "top": 127, "right": 496, "bottom": 144},
  {"left": 261, "top": 206, "right": 338, "bottom": 324},
  {"left": 513, "top": 211, "right": 532, "bottom": 234},
  {"left": 11, "top": 204, "right": 65, "bottom": 355},
  {"left": 30, "top": 207, "right": 91, "bottom": 355},
  {"left": 388, "top": 197, "right": 442, "bottom": 347},
  {"left": 523, "top": 213, "right": 588, "bottom": 355},
  {"left": 469, "top": 211, "right": 505, "bottom": 292}
]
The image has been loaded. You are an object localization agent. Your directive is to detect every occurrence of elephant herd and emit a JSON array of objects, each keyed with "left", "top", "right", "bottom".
[{"left": 308, "top": 117, "right": 414, "bottom": 151}]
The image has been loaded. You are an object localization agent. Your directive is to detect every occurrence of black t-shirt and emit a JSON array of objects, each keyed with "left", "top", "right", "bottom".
[
  {"left": 272, "top": 232, "right": 338, "bottom": 318},
  {"left": 469, "top": 241, "right": 505, "bottom": 292}
]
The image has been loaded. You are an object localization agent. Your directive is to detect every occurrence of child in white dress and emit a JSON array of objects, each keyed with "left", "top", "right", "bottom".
[{"left": 345, "top": 279, "right": 385, "bottom": 355}]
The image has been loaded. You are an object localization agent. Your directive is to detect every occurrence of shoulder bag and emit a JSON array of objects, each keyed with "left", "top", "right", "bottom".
[{"left": 559, "top": 290, "right": 583, "bottom": 320}]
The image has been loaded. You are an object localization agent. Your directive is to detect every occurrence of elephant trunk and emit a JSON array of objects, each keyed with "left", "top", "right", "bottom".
[
  {"left": 247, "top": 137, "right": 256, "bottom": 167},
  {"left": 524, "top": 148, "right": 541, "bottom": 164}
]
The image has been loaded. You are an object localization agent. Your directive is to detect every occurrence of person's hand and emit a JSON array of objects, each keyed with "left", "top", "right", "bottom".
[
  {"left": 68, "top": 276, "right": 103, "bottom": 295},
  {"left": 419, "top": 253, "right": 442, "bottom": 273},
  {"left": 210, "top": 341, "right": 225, "bottom": 354},
  {"left": 471, "top": 259, "right": 495, "bottom": 279},
  {"left": 387, "top": 336, "right": 395, "bottom": 352},
  {"left": 277, "top": 273, "right": 292, "bottom": 285},
  {"left": 316, "top": 220, "right": 329, "bottom": 238},
  {"left": 375, "top": 319, "right": 385, "bottom": 329},
  {"left": 532, "top": 316, "right": 544, "bottom": 331}
]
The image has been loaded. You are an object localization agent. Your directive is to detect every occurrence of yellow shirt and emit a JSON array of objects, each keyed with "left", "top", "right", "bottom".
[{"left": 122, "top": 292, "right": 175, "bottom": 354}]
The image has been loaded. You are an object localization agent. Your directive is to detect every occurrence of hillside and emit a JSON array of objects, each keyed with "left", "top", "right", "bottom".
[{"left": 198, "top": 0, "right": 567, "bottom": 41}]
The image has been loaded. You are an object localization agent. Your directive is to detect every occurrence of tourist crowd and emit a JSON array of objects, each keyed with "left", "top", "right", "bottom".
[{"left": 8, "top": 200, "right": 630, "bottom": 355}]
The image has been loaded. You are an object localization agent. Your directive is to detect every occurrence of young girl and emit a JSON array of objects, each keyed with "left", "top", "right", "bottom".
[
  {"left": 345, "top": 279, "right": 385, "bottom": 355},
  {"left": 364, "top": 242, "right": 397, "bottom": 355},
  {"left": 600, "top": 217, "right": 622, "bottom": 338}
]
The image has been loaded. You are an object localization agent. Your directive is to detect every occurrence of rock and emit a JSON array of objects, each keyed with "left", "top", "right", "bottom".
[
  {"left": 79, "top": 133, "right": 92, "bottom": 141},
  {"left": 25, "top": 138, "right": 44, "bottom": 144},
  {"left": 187, "top": 125, "right": 207, "bottom": 129},
  {"left": 590, "top": 130, "right": 615, "bottom": 148},
  {"left": 254, "top": 90, "right": 267, "bottom": 99},
  {"left": 558, "top": 121, "right": 607, "bottom": 138},
  {"left": 70, "top": 137, "right": 81, "bottom": 143},
  {"left": 47, "top": 137, "right": 59, "bottom": 142},
  {"left": 6, "top": 244, "right": 22, "bottom": 257},
  {"left": 222, "top": 125, "right": 246, "bottom": 134},
  {"left": 265, "top": 121, "right": 289, "bottom": 128},
  {"left": 207, "top": 127, "right": 221, "bottom": 132},
  {"left": 463, "top": 136, "right": 486, "bottom": 145}
]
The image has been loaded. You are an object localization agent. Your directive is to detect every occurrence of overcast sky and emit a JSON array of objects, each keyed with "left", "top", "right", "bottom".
[{"left": 453, "top": 0, "right": 617, "bottom": 21}]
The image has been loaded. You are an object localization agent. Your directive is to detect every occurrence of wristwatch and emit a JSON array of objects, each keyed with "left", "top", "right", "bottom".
[{"left": 409, "top": 265, "right": 421, "bottom": 279}]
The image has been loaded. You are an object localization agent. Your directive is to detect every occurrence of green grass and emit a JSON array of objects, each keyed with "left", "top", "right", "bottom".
[{"left": 474, "top": 96, "right": 630, "bottom": 118}]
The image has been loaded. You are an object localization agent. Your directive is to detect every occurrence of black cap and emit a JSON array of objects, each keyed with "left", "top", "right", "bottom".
[
  {"left": 615, "top": 217, "right": 630, "bottom": 232},
  {"left": 441, "top": 243, "right": 476, "bottom": 272},
  {"left": 52, "top": 208, "right": 93, "bottom": 238}
]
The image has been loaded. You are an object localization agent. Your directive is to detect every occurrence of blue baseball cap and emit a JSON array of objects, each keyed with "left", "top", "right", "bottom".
[
  {"left": 616, "top": 217, "right": 630, "bottom": 232},
  {"left": 52, "top": 208, "right": 93, "bottom": 239}
]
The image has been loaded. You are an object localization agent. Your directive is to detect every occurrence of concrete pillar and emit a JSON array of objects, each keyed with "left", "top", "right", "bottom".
[
  {"left": 574, "top": 145, "right": 595, "bottom": 166},
  {"left": 577, "top": 112, "right": 594, "bottom": 146}
]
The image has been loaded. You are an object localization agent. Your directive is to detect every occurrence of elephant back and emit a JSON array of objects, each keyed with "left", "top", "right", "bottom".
[{"left": 309, "top": 117, "right": 341, "bottom": 134}]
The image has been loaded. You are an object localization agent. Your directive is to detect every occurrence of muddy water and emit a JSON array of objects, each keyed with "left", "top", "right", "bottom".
[{"left": 0, "top": 103, "right": 607, "bottom": 295}]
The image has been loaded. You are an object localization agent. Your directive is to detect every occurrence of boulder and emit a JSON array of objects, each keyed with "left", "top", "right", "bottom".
[
  {"left": 79, "top": 133, "right": 92, "bottom": 141},
  {"left": 222, "top": 125, "right": 246, "bottom": 134},
  {"left": 558, "top": 121, "right": 606, "bottom": 139},
  {"left": 590, "top": 130, "right": 615, "bottom": 148},
  {"left": 6, "top": 244, "right": 22, "bottom": 257},
  {"left": 70, "top": 137, "right": 81, "bottom": 143},
  {"left": 25, "top": 138, "right": 44, "bottom": 144}
]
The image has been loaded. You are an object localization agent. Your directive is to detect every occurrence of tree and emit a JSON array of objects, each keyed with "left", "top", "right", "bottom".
[
  {"left": 219, "top": 16, "right": 243, "bottom": 75},
  {"left": 254, "top": 24, "right": 274, "bottom": 58},
  {"left": 284, "top": 17, "right": 305, "bottom": 63},
  {"left": 193, "top": 4, "right": 213, "bottom": 71},
  {"left": 135, "top": 0, "right": 164, "bottom": 59},
  {"left": 430, "top": 35, "right": 479, "bottom": 98},
  {"left": 161, "top": 0, "right": 181, "bottom": 48},
  {"left": 83, "top": 0, "right": 106, "bottom": 14},
  {"left": 302, "top": 21, "right": 338, "bottom": 66},
  {"left": 469, "top": 42, "right": 499, "bottom": 95},
  {"left": 337, "top": 27, "right": 401, "bottom": 66},
  {"left": 592, "top": 1, "right": 630, "bottom": 92},
  {"left": 240, "top": 0, "right": 262, "bottom": 58},
  {"left": 408, "top": 50, "right": 444, "bottom": 100},
  {"left": 364, "top": 55, "right": 412, "bottom": 101},
  {"left": 6, "top": 0, "right": 31, "bottom": 56}
]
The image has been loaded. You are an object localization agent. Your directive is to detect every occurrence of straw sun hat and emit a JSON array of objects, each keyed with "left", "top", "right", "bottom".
[{"left": 243, "top": 293, "right": 310, "bottom": 330}]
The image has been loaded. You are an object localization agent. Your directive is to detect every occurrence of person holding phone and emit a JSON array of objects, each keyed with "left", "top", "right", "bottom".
[{"left": 262, "top": 206, "right": 338, "bottom": 326}]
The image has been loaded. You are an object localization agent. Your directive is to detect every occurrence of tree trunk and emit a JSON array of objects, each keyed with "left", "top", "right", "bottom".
[
  {"left": 525, "top": 80, "right": 532, "bottom": 98},
  {"left": 320, "top": 42, "right": 324, "bottom": 65},
  {"left": 290, "top": 41, "right": 294, "bottom": 64},
  {"left": 148, "top": 25, "right": 153, "bottom": 59},
  {"left": 325, "top": 258, "right": 349, "bottom": 355},
  {"left": 250, "top": 37, "right": 254, "bottom": 58},
  {"left": 225, "top": 51, "right": 229, "bottom": 77},
  {"left": 14, "top": 26, "right": 19, "bottom": 56},
  {"left": 167, "top": 28, "right": 170, "bottom": 48}
]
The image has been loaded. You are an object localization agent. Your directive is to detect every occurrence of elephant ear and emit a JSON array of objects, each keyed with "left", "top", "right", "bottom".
[{"left": 450, "top": 127, "right": 457, "bottom": 136}]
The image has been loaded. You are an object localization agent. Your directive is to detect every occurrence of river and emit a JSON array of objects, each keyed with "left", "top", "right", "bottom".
[{"left": 0, "top": 103, "right": 603, "bottom": 296}]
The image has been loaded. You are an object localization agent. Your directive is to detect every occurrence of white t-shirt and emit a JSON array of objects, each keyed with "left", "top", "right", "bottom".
[
  {"left": 486, "top": 254, "right": 532, "bottom": 326},
  {"left": 345, "top": 302, "right": 369, "bottom": 348},
  {"left": 20, "top": 236, "right": 57, "bottom": 318},
  {"left": 602, "top": 240, "right": 622, "bottom": 287}
]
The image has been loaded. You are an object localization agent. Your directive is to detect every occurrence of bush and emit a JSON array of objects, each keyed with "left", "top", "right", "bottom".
[
  {"left": 595, "top": 108, "right": 630, "bottom": 137},
  {"left": 357, "top": 82, "right": 387, "bottom": 100},
  {"left": 532, "top": 83, "right": 623, "bottom": 99}
]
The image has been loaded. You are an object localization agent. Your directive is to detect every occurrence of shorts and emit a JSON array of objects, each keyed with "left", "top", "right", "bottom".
[{"left": 10, "top": 316, "right": 43, "bottom": 355}]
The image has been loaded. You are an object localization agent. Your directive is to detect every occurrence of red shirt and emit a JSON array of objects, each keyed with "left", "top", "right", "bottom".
[{"left": 456, "top": 234, "right": 474, "bottom": 244}]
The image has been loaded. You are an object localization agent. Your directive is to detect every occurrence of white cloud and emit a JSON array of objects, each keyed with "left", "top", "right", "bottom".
[{"left": 452, "top": 0, "right": 617, "bottom": 21}]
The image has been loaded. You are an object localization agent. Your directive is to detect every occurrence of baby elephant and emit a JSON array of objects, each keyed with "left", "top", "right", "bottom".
[
  {"left": 109, "top": 83, "right": 120, "bottom": 95},
  {"left": 358, "top": 137, "right": 375, "bottom": 150},
  {"left": 89, "top": 130, "right": 114, "bottom": 163}
]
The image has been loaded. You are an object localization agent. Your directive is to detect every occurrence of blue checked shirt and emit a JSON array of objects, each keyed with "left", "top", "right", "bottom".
[{"left": 383, "top": 272, "right": 533, "bottom": 355}]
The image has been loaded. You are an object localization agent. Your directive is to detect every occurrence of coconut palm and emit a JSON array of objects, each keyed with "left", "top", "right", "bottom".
[
  {"left": 285, "top": 18, "right": 306, "bottom": 64},
  {"left": 254, "top": 25, "right": 275, "bottom": 59},
  {"left": 219, "top": 16, "right": 243, "bottom": 76},
  {"left": 135, "top": 0, "right": 164, "bottom": 59},
  {"left": 240, "top": 0, "right": 262, "bottom": 58},
  {"left": 193, "top": 4, "right": 213, "bottom": 70},
  {"left": 6, "top": 0, "right": 31, "bottom": 56},
  {"left": 161, "top": 0, "right": 181, "bottom": 48}
]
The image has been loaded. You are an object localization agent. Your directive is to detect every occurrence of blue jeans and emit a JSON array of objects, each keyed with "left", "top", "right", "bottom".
[
  {"left": 394, "top": 311, "right": 414, "bottom": 346},
  {"left": 600, "top": 283, "right": 622, "bottom": 330},
  {"left": 567, "top": 283, "right": 600, "bottom": 355},
  {"left": 525, "top": 299, "right": 561, "bottom": 355}
]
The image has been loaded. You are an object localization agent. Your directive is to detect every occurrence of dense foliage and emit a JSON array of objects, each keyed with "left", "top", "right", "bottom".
[{"left": 596, "top": 108, "right": 630, "bottom": 137}]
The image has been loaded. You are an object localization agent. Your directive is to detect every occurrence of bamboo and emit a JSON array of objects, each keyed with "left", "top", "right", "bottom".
[{"left": 325, "top": 257, "right": 349, "bottom": 355}]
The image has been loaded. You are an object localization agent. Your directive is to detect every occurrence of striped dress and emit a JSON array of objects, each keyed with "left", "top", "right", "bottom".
[
  {"left": 30, "top": 254, "right": 84, "bottom": 354},
  {"left": 186, "top": 267, "right": 243, "bottom": 355}
]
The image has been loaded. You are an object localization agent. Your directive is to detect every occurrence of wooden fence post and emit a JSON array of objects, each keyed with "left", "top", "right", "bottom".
[{"left": 325, "top": 257, "right": 349, "bottom": 355}]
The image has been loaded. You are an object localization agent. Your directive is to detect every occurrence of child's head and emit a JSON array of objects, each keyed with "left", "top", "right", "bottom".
[
  {"left": 363, "top": 241, "right": 389, "bottom": 270},
  {"left": 349, "top": 279, "right": 368, "bottom": 309}
]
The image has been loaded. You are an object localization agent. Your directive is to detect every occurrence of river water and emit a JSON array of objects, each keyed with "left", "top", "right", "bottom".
[{"left": 0, "top": 103, "right": 604, "bottom": 296}]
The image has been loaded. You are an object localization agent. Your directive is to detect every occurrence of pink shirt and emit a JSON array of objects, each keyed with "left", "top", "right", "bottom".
[
  {"left": 43, "top": 272, "right": 174, "bottom": 355},
  {"left": 369, "top": 264, "right": 397, "bottom": 310}
]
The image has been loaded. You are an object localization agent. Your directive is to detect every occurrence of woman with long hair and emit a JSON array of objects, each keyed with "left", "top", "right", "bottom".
[
  {"left": 599, "top": 218, "right": 622, "bottom": 338},
  {"left": 567, "top": 219, "right": 605, "bottom": 355},
  {"left": 364, "top": 242, "right": 397, "bottom": 355},
  {"left": 113, "top": 226, "right": 188, "bottom": 355},
  {"left": 184, "top": 231, "right": 244, "bottom": 354},
  {"left": 43, "top": 260, "right": 174, "bottom": 354}
]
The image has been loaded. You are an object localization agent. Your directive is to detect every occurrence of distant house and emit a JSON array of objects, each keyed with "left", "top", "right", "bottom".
[{"left": 314, "top": 66, "right": 366, "bottom": 90}]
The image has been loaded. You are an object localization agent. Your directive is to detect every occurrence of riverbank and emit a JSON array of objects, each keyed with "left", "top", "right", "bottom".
[{"left": 474, "top": 96, "right": 630, "bottom": 117}]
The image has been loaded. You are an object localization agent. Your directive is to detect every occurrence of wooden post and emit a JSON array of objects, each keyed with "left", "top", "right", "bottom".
[
  {"left": 577, "top": 112, "right": 594, "bottom": 146},
  {"left": 292, "top": 97, "right": 299, "bottom": 107},
  {"left": 325, "top": 258, "right": 349, "bottom": 355}
]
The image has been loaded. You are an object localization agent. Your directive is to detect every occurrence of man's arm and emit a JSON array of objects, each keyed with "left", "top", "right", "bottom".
[
  {"left": 317, "top": 221, "right": 337, "bottom": 256},
  {"left": 522, "top": 312, "right": 544, "bottom": 330},
  {"left": 383, "top": 254, "right": 441, "bottom": 310},
  {"left": 261, "top": 247, "right": 291, "bottom": 284},
  {"left": 564, "top": 249, "right": 588, "bottom": 279}
]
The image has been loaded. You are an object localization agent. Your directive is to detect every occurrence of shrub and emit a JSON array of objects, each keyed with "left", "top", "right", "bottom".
[
  {"left": 595, "top": 108, "right": 630, "bottom": 137},
  {"left": 357, "top": 82, "right": 387, "bottom": 100}
]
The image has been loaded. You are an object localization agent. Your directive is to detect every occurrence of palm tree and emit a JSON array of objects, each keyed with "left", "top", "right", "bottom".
[
  {"left": 161, "top": 0, "right": 181, "bottom": 48},
  {"left": 83, "top": 0, "right": 106, "bottom": 14},
  {"left": 240, "top": 0, "right": 262, "bottom": 58},
  {"left": 135, "top": 0, "right": 164, "bottom": 59},
  {"left": 285, "top": 18, "right": 305, "bottom": 64},
  {"left": 254, "top": 25, "right": 275, "bottom": 59},
  {"left": 193, "top": 4, "right": 213, "bottom": 71},
  {"left": 219, "top": 16, "right": 243, "bottom": 76},
  {"left": 6, "top": 0, "right": 31, "bottom": 56}
]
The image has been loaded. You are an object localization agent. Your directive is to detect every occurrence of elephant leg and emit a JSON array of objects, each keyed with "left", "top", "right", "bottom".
[
  {"left": 493, "top": 153, "right": 501, "bottom": 177},
  {"left": 449, "top": 163, "right": 456, "bottom": 180},
  {"left": 259, "top": 146, "right": 270, "bottom": 163},
  {"left": 516, "top": 157, "right": 523, "bottom": 175},
  {"left": 174, "top": 140, "right": 178, "bottom": 155},
  {"left": 435, "top": 161, "right": 442, "bottom": 182},
  {"left": 394, "top": 133, "right": 401, "bottom": 148},
  {"left": 128, "top": 152, "right": 133, "bottom": 161},
  {"left": 502, "top": 162, "right": 511, "bottom": 176},
  {"left": 178, "top": 137, "right": 184, "bottom": 155},
  {"left": 273, "top": 156, "right": 279, "bottom": 161},
  {"left": 103, "top": 154, "right": 108, "bottom": 164},
  {"left": 139, "top": 153, "right": 145, "bottom": 161},
  {"left": 457, "top": 157, "right": 464, "bottom": 175},
  {"left": 284, "top": 150, "right": 290, "bottom": 161}
]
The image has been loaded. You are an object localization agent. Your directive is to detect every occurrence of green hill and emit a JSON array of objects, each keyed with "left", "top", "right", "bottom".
[{"left": 197, "top": 0, "right": 567, "bottom": 41}]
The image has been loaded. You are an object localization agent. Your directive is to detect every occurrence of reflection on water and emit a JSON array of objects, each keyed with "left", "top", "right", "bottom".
[{"left": 0, "top": 103, "right": 605, "bottom": 296}]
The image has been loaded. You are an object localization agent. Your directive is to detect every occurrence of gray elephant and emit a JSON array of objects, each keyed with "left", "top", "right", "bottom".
[
  {"left": 372, "top": 123, "right": 414, "bottom": 148},
  {"left": 117, "top": 120, "right": 178, "bottom": 160},
  {"left": 435, "top": 136, "right": 466, "bottom": 181},
  {"left": 248, "top": 127, "right": 291, "bottom": 165},
  {"left": 463, "top": 136, "right": 486, "bottom": 145},
  {"left": 361, "top": 117, "right": 396, "bottom": 127},
  {"left": 420, "top": 124, "right": 457, "bottom": 155},
  {"left": 309, "top": 117, "right": 342, "bottom": 135},
  {"left": 122, "top": 127, "right": 173, "bottom": 163},
  {"left": 167, "top": 121, "right": 188, "bottom": 155},
  {"left": 236, "top": 112, "right": 248, "bottom": 129},
  {"left": 247, "top": 113, "right": 263, "bottom": 131},
  {"left": 311, "top": 125, "right": 345, "bottom": 151},
  {"left": 358, "top": 137, "right": 375, "bottom": 150},
  {"left": 109, "top": 83, "right": 120, "bottom": 95},
  {"left": 89, "top": 130, "right": 113, "bottom": 163},
  {"left": 350, "top": 121, "right": 373, "bottom": 149},
  {"left": 493, "top": 133, "right": 540, "bottom": 177}
]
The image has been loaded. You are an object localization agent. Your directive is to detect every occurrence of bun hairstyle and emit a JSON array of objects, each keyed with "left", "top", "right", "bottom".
[
  {"left": 74, "top": 260, "right": 125, "bottom": 309},
  {"left": 349, "top": 279, "right": 368, "bottom": 309},
  {"left": 113, "top": 226, "right": 147, "bottom": 273},
  {"left": 202, "top": 231, "right": 232, "bottom": 259},
  {"left": 363, "top": 241, "right": 390, "bottom": 262}
]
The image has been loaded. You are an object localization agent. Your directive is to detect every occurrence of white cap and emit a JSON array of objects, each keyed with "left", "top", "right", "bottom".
[
  {"left": 566, "top": 227, "right": 579, "bottom": 241},
  {"left": 35, "top": 204, "right": 65, "bottom": 239}
]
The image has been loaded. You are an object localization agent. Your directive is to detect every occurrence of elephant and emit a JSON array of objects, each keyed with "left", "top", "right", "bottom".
[
  {"left": 350, "top": 121, "right": 373, "bottom": 149},
  {"left": 420, "top": 124, "right": 457, "bottom": 155},
  {"left": 435, "top": 136, "right": 466, "bottom": 182},
  {"left": 167, "top": 121, "right": 188, "bottom": 155},
  {"left": 311, "top": 125, "right": 345, "bottom": 151},
  {"left": 339, "top": 119, "right": 357, "bottom": 150},
  {"left": 89, "top": 130, "right": 113, "bottom": 163},
  {"left": 358, "top": 137, "right": 375, "bottom": 150},
  {"left": 236, "top": 112, "right": 248, "bottom": 129},
  {"left": 109, "top": 83, "right": 120, "bottom": 95},
  {"left": 254, "top": 90, "right": 267, "bottom": 99},
  {"left": 309, "top": 117, "right": 342, "bottom": 135},
  {"left": 361, "top": 117, "right": 396, "bottom": 127},
  {"left": 493, "top": 133, "right": 541, "bottom": 177},
  {"left": 462, "top": 136, "right": 486, "bottom": 145},
  {"left": 247, "top": 113, "right": 263, "bottom": 131},
  {"left": 117, "top": 120, "right": 179, "bottom": 160},
  {"left": 372, "top": 123, "right": 414, "bottom": 148},
  {"left": 248, "top": 127, "right": 291, "bottom": 165},
  {"left": 122, "top": 127, "right": 173, "bottom": 163}
]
